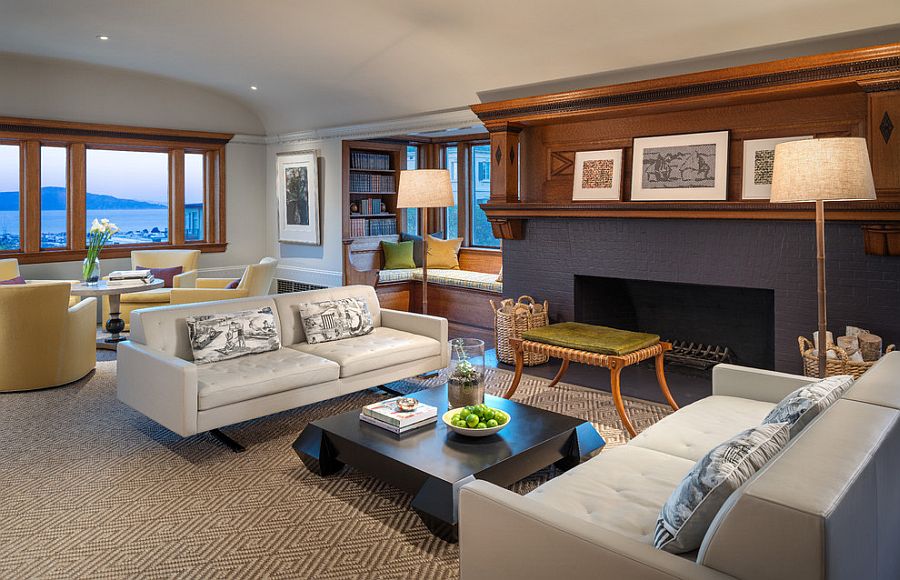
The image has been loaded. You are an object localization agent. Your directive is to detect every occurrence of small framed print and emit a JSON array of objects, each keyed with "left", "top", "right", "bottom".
[
  {"left": 631, "top": 130, "right": 729, "bottom": 201},
  {"left": 741, "top": 136, "right": 813, "bottom": 199},
  {"left": 572, "top": 149, "right": 624, "bottom": 200}
]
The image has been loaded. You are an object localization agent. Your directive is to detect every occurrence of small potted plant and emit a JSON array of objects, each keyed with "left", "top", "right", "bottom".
[
  {"left": 447, "top": 338, "right": 485, "bottom": 408},
  {"left": 83, "top": 218, "right": 118, "bottom": 285}
]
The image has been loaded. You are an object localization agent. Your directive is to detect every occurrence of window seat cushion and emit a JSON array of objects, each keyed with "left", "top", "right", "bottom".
[{"left": 377, "top": 268, "right": 502, "bottom": 293}]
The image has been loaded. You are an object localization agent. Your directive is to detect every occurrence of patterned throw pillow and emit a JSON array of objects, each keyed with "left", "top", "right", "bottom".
[
  {"left": 185, "top": 307, "right": 280, "bottom": 365},
  {"left": 298, "top": 297, "right": 374, "bottom": 344},
  {"left": 654, "top": 422, "right": 790, "bottom": 554},
  {"left": 762, "top": 374, "right": 854, "bottom": 438}
]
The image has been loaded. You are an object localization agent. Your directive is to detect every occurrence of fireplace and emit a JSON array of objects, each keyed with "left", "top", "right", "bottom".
[{"left": 574, "top": 276, "right": 775, "bottom": 370}]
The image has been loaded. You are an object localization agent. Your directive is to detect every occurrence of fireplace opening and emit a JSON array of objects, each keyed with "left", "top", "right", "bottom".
[{"left": 575, "top": 275, "right": 775, "bottom": 371}]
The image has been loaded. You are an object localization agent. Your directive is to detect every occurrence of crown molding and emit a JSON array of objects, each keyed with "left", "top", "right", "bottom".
[
  {"left": 266, "top": 108, "right": 481, "bottom": 146},
  {"left": 229, "top": 133, "right": 268, "bottom": 145}
]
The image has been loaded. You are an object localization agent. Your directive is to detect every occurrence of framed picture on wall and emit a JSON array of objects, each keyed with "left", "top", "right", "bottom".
[
  {"left": 572, "top": 149, "right": 624, "bottom": 200},
  {"left": 276, "top": 150, "right": 320, "bottom": 245},
  {"left": 630, "top": 130, "right": 729, "bottom": 201},
  {"left": 741, "top": 135, "right": 813, "bottom": 199}
]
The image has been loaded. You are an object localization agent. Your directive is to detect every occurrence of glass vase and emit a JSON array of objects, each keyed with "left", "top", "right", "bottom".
[
  {"left": 82, "top": 257, "right": 100, "bottom": 285},
  {"left": 447, "top": 338, "right": 486, "bottom": 408}
]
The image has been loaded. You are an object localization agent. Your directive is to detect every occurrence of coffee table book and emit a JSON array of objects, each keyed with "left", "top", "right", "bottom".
[
  {"left": 359, "top": 413, "right": 437, "bottom": 434},
  {"left": 361, "top": 397, "right": 437, "bottom": 428}
]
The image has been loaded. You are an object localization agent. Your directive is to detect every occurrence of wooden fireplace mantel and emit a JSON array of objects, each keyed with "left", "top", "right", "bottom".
[{"left": 470, "top": 42, "right": 900, "bottom": 252}]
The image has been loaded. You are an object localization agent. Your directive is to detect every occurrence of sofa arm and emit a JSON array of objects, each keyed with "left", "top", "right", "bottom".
[
  {"left": 117, "top": 341, "right": 199, "bottom": 437},
  {"left": 169, "top": 287, "right": 250, "bottom": 305},
  {"left": 173, "top": 269, "right": 198, "bottom": 288},
  {"left": 460, "top": 481, "right": 731, "bottom": 580},
  {"left": 381, "top": 308, "right": 449, "bottom": 365},
  {"left": 712, "top": 364, "right": 812, "bottom": 403}
]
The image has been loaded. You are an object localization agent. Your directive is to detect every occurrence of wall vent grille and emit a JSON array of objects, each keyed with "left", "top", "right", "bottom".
[{"left": 276, "top": 279, "right": 326, "bottom": 294}]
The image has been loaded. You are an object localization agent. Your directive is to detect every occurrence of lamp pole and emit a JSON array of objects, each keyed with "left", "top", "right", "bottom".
[
  {"left": 815, "top": 199, "right": 827, "bottom": 377},
  {"left": 421, "top": 209, "right": 429, "bottom": 315}
]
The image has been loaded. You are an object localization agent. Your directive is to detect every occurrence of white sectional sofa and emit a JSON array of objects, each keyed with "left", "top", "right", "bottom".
[
  {"left": 460, "top": 352, "right": 900, "bottom": 580},
  {"left": 117, "top": 285, "right": 448, "bottom": 438}
]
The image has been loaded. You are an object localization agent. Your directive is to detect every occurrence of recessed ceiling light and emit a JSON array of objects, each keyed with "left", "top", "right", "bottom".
[
  {"left": 250, "top": 85, "right": 258, "bottom": 91},
  {"left": 96, "top": 35, "right": 109, "bottom": 40}
]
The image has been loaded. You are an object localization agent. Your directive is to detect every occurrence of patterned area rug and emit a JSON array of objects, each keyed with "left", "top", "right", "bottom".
[{"left": 0, "top": 362, "right": 671, "bottom": 579}]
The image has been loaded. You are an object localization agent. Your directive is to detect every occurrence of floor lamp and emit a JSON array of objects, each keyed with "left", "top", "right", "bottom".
[
  {"left": 397, "top": 169, "right": 453, "bottom": 315},
  {"left": 770, "top": 137, "right": 876, "bottom": 377}
]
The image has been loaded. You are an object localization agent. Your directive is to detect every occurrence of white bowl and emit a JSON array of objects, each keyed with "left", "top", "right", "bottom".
[{"left": 442, "top": 408, "right": 510, "bottom": 438}]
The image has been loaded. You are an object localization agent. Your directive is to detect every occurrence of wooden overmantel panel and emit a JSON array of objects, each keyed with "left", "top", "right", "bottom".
[{"left": 469, "top": 43, "right": 900, "bottom": 239}]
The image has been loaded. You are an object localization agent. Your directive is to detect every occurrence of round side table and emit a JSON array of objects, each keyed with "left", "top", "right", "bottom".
[{"left": 71, "top": 278, "right": 165, "bottom": 349}]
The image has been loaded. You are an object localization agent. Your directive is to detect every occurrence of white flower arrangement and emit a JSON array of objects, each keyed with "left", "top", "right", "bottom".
[{"left": 83, "top": 218, "right": 119, "bottom": 282}]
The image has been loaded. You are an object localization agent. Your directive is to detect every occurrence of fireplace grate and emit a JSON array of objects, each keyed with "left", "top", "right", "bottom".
[{"left": 665, "top": 340, "right": 733, "bottom": 370}]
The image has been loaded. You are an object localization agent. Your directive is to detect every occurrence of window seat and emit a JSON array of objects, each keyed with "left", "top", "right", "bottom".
[{"left": 377, "top": 268, "right": 502, "bottom": 294}]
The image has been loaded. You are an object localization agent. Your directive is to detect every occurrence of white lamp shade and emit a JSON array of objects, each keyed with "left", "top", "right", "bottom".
[
  {"left": 397, "top": 169, "right": 454, "bottom": 208},
  {"left": 770, "top": 137, "right": 876, "bottom": 203}
]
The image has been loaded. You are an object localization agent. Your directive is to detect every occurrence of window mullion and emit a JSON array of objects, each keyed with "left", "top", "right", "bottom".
[
  {"left": 22, "top": 141, "right": 41, "bottom": 253},
  {"left": 68, "top": 143, "right": 86, "bottom": 249},
  {"left": 170, "top": 149, "right": 185, "bottom": 245}
]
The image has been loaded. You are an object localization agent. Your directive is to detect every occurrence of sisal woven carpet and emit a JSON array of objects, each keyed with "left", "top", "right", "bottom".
[{"left": 0, "top": 362, "right": 671, "bottom": 579}]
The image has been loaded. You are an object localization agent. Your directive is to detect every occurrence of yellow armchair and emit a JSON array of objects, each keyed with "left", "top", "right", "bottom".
[
  {"left": 0, "top": 258, "right": 80, "bottom": 307},
  {"left": 0, "top": 282, "right": 97, "bottom": 392},
  {"left": 169, "top": 257, "right": 277, "bottom": 305},
  {"left": 103, "top": 249, "right": 201, "bottom": 329}
]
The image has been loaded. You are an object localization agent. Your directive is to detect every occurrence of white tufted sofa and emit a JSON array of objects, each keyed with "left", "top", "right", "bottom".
[
  {"left": 117, "top": 285, "right": 448, "bottom": 437},
  {"left": 460, "top": 353, "right": 900, "bottom": 580}
]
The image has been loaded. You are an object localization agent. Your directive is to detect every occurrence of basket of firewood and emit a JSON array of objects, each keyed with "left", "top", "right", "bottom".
[{"left": 798, "top": 334, "right": 895, "bottom": 380}]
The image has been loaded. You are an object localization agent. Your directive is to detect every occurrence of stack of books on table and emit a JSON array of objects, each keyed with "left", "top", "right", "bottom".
[
  {"left": 360, "top": 397, "right": 437, "bottom": 434},
  {"left": 108, "top": 270, "right": 155, "bottom": 283}
]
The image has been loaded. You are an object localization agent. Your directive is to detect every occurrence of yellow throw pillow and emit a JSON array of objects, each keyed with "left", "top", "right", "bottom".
[{"left": 426, "top": 236, "right": 462, "bottom": 269}]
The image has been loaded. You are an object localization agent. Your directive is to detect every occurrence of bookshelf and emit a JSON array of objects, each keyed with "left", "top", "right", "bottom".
[{"left": 342, "top": 140, "right": 405, "bottom": 240}]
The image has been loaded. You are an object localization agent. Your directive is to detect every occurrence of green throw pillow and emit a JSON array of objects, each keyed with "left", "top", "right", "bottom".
[{"left": 382, "top": 240, "right": 416, "bottom": 270}]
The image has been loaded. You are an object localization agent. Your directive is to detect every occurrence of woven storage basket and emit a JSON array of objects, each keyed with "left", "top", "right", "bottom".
[
  {"left": 491, "top": 296, "right": 549, "bottom": 366},
  {"left": 798, "top": 336, "right": 895, "bottom": 380}
]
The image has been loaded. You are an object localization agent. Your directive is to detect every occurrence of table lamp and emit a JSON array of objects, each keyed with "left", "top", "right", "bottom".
[
  {"left": 770, "top": 137, "right": 876, "bottom": 376},
  {"left": 397, "top": 169, "right": 453, "bottom": 315}
]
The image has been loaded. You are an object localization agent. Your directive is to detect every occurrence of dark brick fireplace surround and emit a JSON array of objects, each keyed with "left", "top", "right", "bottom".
[{"left": 502, "top": 218, "right": 900, "bottom": 374}]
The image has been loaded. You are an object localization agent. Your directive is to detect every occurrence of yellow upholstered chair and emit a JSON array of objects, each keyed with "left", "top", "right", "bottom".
[
  {"left": 0, "top": 257, "right": 80, "bottom": 306},
  {"left": 0, "top": 282, "right": 97, "bottom": 392},
  {"left": 103, "top": 249, "right": 200, "bottom": 329},
  {"left": 170, "top": 257, "right": 278, "bottom": 305}
]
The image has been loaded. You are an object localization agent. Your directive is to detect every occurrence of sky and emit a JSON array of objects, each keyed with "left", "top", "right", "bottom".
[{"left": 0, "top": 144, "right": 204, "bottom": 204}]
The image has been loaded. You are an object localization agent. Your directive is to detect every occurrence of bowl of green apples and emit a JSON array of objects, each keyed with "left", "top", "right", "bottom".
[{"left": 442, "top": 404, "right": 510, "bottom": 437}]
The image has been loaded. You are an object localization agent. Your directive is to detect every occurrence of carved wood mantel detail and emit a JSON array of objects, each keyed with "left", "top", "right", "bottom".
[{"left": 471, "top": 43, "right": 900, "bottom": 241}]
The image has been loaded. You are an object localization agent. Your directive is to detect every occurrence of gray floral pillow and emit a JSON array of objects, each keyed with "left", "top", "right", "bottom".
[
  {"left": 654, "top": 422, "right": 790, "bottom": 554},
  {"left": 298, "top": 297, "right": 374, "bottom": 344},
  {"left": 186, "top": 307, "right": 280, "bottom": 365},
  {"left": 762, "top": 375, "right": 854, "bottom": 438}
]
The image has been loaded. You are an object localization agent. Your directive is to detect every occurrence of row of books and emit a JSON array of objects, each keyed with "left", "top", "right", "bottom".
[
  {"left": 350, "top": 173, "right": 395, "bottom": 193},
  {"left": 361, "top": 397, "right": 437, "bottom": 434},
  {"left": 350, "top": 151, "right": 392, "bottom": 170},
  {"left": 349, "top": 218, "right": 397, "bottom": 237},
  {"left": 354, "top": 198, "right": 385, "bottom": 215}
]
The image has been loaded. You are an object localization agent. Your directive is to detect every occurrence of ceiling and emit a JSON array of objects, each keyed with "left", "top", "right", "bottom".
[{"left": 1, "top": 0, "right": 899, "bottom": 135}]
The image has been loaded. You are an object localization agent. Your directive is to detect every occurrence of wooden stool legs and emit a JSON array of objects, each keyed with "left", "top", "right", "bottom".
[
  {"left": 503, "top": 339, "right": 525, "bottom": 399},
  {"left": 655, "top": 351, "right": 679, "bottom": 412},
  {"left": 608, "top": 361, "right": 636, "bottom": 437}
]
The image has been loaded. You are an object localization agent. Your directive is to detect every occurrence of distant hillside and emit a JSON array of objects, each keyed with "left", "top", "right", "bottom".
[{"left": 0, "top": 186, "right": 166, "bottom": 211}]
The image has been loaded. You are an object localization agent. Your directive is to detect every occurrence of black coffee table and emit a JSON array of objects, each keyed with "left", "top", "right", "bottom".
[{"left": 292, "top": 385, "right": 605, "bottom": 542}]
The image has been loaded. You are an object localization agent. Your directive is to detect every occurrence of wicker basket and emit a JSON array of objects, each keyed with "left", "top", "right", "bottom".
[
  {"left": 798, "top": 336, "right": 896, "bottom": 380},
  {"left": 491, "top": 296, "right": 550, "bottom": 366}
]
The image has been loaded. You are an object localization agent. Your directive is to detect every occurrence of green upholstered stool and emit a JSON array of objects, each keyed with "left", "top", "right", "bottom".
[{"left": 504, "top": 322, "right": 678, "bottom": 436}]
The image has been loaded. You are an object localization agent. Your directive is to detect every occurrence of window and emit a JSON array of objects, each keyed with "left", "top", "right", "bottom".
[
  {"left": 0, "top": 144, "right": 19, "bottom": 251},
  {"left": 185, "top": 153, "right": 204, "bottom": 241},
  {"left": 86, "top": 149, "right": 170, "bottom": 244},
  {"left": 470, "top": 144, "right": 500, "bottom": 248},
  {"left": 445, "top": 145, "right": 458, "bottom": 239},
  {"left": 41, "top": 146, "right": 67, "bottom": 248},
  {"left": 404, "top": 145, "right": 418, "bottom": 235}
]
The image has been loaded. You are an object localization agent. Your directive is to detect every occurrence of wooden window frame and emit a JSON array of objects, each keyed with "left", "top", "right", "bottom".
[{"left": 0, "top": 117, "right": 231, "bottom": 264}]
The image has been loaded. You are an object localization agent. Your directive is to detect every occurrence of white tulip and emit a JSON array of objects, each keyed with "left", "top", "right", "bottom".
[{"left": 100, "top": 218, "right": 109, "bottom": 225}]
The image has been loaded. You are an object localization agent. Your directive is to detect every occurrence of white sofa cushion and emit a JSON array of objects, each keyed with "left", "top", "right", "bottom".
[
  {"left": 197, "top": 348, "right": 339, "bottom": 411},
  {"left": 629, "top": 395, "right": 776, "bottom": 462},
  {"left": 290, "top": 326, "right": 442, "bottom": 378},
  {"left": 526, "top": 446, "right": 695, "bottom": 543}
]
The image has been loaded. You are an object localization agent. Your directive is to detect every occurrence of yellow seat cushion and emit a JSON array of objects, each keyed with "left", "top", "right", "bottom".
[
  {"left": 426, "top": 236, "right": 462, "bottom": 269},
  {"left": 523, "top": 322, "right": 659, "bottom": 356},
  {"left": 119, "top": 288, "right": 172, "bottom": 304}
]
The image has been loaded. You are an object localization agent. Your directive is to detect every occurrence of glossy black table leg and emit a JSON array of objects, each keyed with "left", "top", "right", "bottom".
[
  {"left": 104, "top": 293, "right": 127, "bottom": 346},
  {"left": 293, "top": 424, "right": 345, "bottom": 476},
  {"left": 555, "top": 422, "right": 606, "bottom": 471}
]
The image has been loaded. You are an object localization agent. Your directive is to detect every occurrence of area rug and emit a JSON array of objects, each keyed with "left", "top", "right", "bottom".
[{"left": 0, "top": 362, "right": 671, "bottom": 579}]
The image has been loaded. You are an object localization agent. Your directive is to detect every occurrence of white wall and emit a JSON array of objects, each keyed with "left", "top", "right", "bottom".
[{"left": 0, "top": 54, "right": 269, "bottom": 281}]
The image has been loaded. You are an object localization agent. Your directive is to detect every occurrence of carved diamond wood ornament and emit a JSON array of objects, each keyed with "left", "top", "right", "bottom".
[
  {"left": 880, "top": 112, "right": 894, "bottom": 143},
  {"left": 495, "top": 145, "right": 502, "bottom": 164}
]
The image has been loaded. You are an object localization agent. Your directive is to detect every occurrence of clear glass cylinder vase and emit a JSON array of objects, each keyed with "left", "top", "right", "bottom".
[
  {"left": 82, "top": 257, "right": 100, "bottom": 285},
  {"left": 447, "top": 338, "right": 486, "bottom": 408}
]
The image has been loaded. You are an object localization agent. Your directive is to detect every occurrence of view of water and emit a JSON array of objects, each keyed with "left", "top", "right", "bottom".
[{"left": 0, "top": 209, "right": 168, "bottom": 236}]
